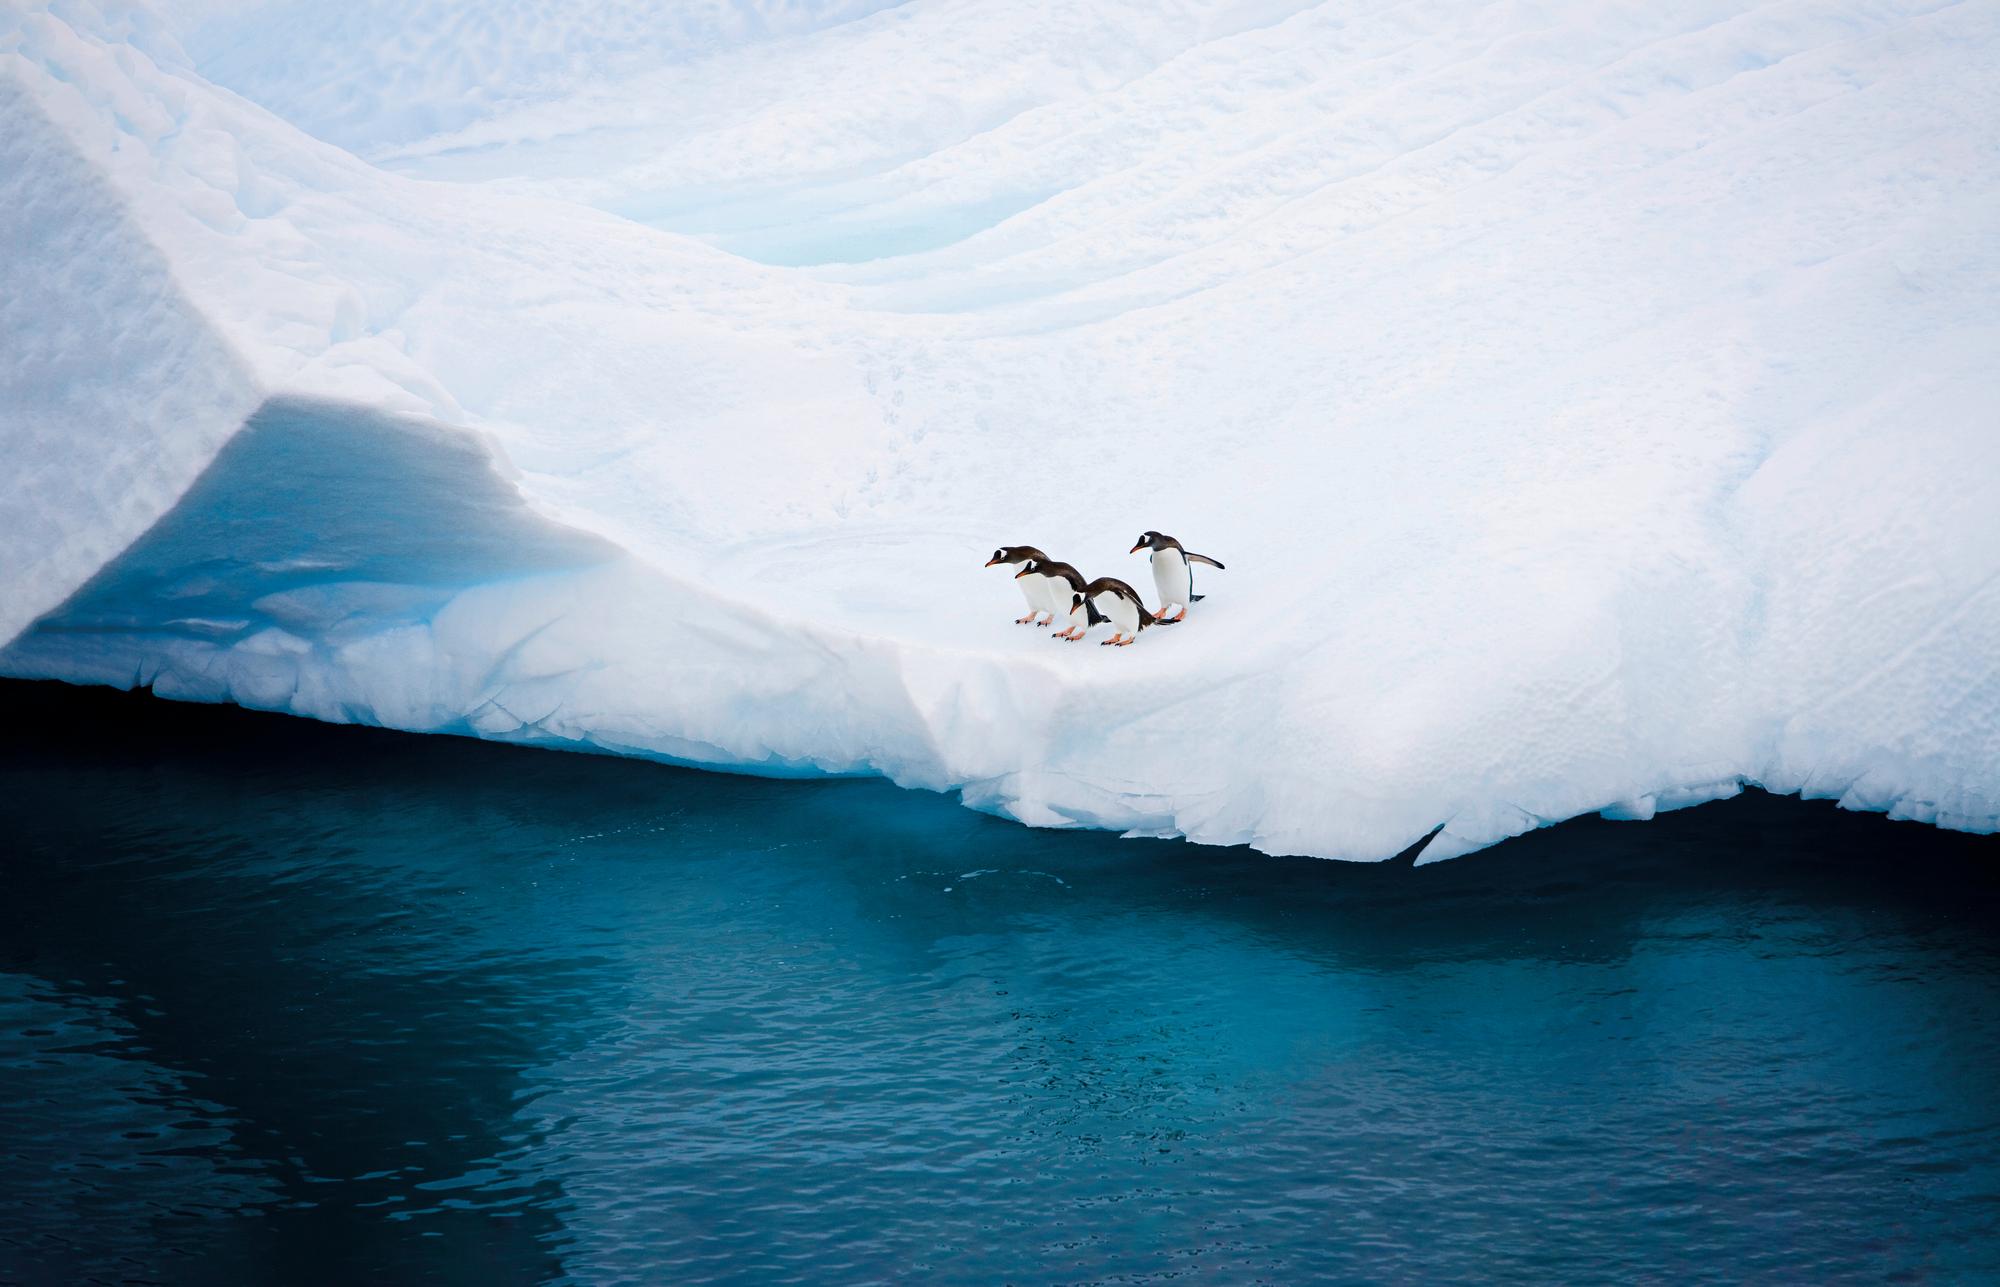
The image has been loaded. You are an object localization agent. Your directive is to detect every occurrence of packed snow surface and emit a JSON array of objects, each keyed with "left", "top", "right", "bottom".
[{"left": 4, "top": 0, "right": 1998, "bottom": 860}]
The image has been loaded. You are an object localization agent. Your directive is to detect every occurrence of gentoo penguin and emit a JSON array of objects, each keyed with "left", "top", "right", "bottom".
[
  {"left": 1078, "top": 576, "right": 1156, "bottom": 647},
  {"left": 985, "top": 545, "right": 1055, "bottom": 625},
  {"left": 1129, "top": 531, "right": 1225, "bottom": 623},
  {"left": 1020, "top": 558, "right": 1093, "bottom": 640}
]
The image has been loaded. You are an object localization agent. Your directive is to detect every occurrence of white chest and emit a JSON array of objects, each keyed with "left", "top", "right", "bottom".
[
  {"left": 1092, "top": 589, "right": 1139, "bottom": 632},
  {"left": 1151, "top": 548, "right": 1192, "bottom": 604}
]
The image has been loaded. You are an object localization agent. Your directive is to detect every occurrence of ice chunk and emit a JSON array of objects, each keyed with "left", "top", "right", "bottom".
[{"left": 3, "top": 0, "right": 1998, "bottom": 861}]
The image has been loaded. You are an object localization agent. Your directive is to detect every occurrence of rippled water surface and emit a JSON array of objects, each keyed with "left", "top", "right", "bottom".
[{"left": 3, "top": 682, "right": 1998, "bottom": 1284}]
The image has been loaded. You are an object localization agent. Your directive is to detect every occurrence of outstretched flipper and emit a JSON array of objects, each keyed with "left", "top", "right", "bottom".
[{"left": 1187, "top": 553, "right": 1226, "bottom": 569}]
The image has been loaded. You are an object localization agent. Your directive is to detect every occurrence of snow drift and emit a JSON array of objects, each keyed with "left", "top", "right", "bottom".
[{"left": 4, "top": 0, "right": 1998, "bottom": 860}]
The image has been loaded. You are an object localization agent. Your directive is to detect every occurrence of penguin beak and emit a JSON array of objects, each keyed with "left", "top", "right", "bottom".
[
  {"left": 1129, "top": 542, "right": 1145, "bottom": 554},
  {"left": 984, "top": 556, "right": 1001, "bottom": 567},
  {"left": 1014, "top": 567, "right": 1032, "bottom": 579}
]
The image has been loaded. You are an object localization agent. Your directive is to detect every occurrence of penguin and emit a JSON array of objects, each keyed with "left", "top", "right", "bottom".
[
  {"left": 1129, "top": 531, "right": 1225, "bottom": 623},
  {"left": 1079, "top": 576, "right": 1156, "bottom": 647},
  {"left": 985, "top": 545, "right": 1055, "bottom": 625},
  {"left": 1020, "top": 558, "right": 1094, "bottom": 640}
]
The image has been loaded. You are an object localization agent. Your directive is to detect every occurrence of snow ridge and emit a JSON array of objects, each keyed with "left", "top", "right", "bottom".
[{"left": 0, "top": 75, "right": 258, "bottom": 645}]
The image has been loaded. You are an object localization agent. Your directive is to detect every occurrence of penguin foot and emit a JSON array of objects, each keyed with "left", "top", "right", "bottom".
[{"left": 1016, "top": 613, "right": 1037, "bottom": 624}]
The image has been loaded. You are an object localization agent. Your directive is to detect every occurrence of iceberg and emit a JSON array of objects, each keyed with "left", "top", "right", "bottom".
[{"left": 4, "top": 0, "right": 1998, "bottom": 860}]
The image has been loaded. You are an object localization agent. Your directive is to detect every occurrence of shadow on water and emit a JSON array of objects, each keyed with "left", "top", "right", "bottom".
[
  {"left": 2, "top": 679, "right": 1997, "bottom": 1284},
  {"left": 0, "top": 686, "right": 593, "bottom": 1284}
]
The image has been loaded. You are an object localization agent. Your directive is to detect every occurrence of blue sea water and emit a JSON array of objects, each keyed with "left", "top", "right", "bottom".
[{"left": 2, "top": 681, "right": 1997, "bottom": 1284}]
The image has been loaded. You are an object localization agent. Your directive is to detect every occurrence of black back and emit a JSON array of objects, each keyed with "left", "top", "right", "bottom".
[
  {"left": 1027, "top": 559, "right": 1087, "bottom": 592},
  {"left": 1082, "top": 576, "right": 1158, "bottom": 629}
]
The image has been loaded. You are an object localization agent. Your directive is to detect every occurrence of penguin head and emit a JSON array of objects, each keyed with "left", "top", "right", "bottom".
[
  {"left": 1130, "top": 530, "right": 1166, "bottom": 554},
  {"left": 1014, "top": 559, "right": 1042, "bottom": 580},
  {"left": 986, "top": 544, "right": 1048, "bottom": 568}
]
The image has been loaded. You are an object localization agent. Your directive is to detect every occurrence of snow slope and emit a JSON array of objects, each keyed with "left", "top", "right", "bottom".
[
  {"left": 4, "top": 0, "right": 1998, "bottom": 860},
  {"left": 0, "top": 74, "right": 257, "bottom": 645}
]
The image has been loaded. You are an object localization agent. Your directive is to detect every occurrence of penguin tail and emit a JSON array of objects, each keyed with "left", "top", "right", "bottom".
[{"left": 1191, "top": 594, "right": 1206, "bottom": 603}]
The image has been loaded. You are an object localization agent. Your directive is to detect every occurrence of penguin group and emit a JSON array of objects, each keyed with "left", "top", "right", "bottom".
[{"left": 983, "top": 531, "right": 1226, "bottom": 648}]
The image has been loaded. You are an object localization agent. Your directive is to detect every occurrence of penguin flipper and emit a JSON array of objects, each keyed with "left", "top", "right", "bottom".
[{"left": 1186, "top": 553, "right": 1226, "bottom": 569}]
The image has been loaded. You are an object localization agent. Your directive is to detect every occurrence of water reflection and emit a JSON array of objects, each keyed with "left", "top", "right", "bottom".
[{"left": 2, "top": 681, "right": 1996, "bottom": 1283}]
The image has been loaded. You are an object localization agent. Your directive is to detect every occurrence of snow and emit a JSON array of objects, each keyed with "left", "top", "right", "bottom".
[
  {"left": 0, "top": 74, "right": 257, "bottom": 646},
  {"left": 3, "top": 0, "right": 1998, "bottom": 860}
]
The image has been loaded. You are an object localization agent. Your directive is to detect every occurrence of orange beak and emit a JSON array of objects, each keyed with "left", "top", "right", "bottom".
[
  {"left": 1129, "top": 542, "right": 1145, "bottom": 554},
  {"left": 984, "top": 556, "right": 1001, "bottom": 567},
  {"left": 1014, "top": 566, "right": 1033, "bottom": 579}
]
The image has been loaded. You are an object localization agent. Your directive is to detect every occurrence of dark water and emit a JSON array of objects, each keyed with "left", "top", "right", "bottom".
[{"left": 3, "top": 683, "right": 1998, "bottom": 1284}]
